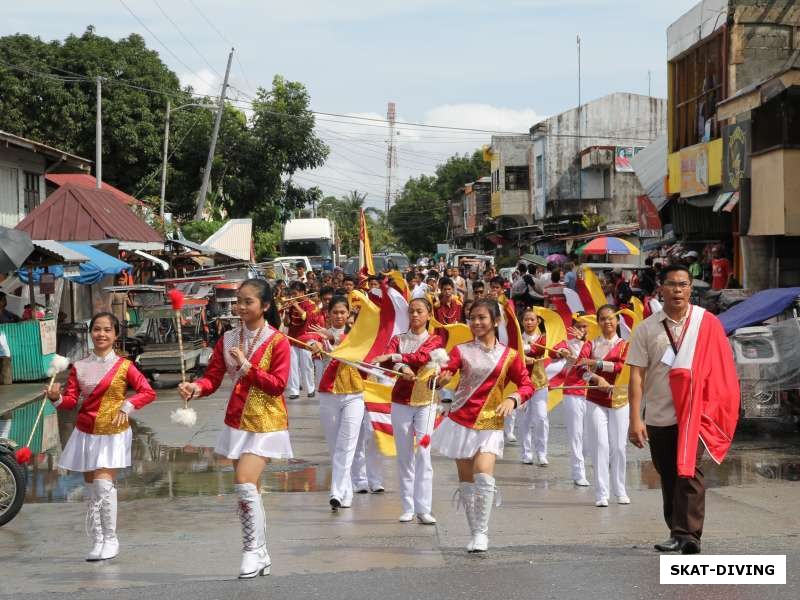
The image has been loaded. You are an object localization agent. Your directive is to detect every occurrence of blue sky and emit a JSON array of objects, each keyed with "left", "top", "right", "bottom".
[{"left": 4, "top": 1, "right": 700, "bottom": 208}]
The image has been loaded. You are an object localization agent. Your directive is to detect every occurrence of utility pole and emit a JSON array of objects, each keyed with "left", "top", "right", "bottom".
[
  {"left": 195, "top": 48, "right": 234, "bottom": 220},
  {"left": 96, "top": 76, "right": 102, "bottom": 189},
  {"left": 160, "top": 98, "right": 170, "bottom": 219},
  {"left": 648, "top": 70, "right": 652, "bottom": 97},
  {"left": 577, "top": 35, "right": 582, "bottom": 203},
  {"left": 384, "top": 102, "right": 397, "bottom": 215}
]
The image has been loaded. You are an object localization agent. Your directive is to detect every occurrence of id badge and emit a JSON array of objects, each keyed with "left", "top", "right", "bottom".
[{"left": 660, "top": 346, "right": 676, "bottom": 367}]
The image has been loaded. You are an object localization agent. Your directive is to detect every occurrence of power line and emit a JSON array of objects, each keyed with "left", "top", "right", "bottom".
[
  {"left": 118, "top": 0, "right": 217, "bottom": 90},
  {"left": 187, "top": 0, "right": 235, "bottom": 46},
  {"left": 152, "top": 0, "right": 223, "bottom": 78}
]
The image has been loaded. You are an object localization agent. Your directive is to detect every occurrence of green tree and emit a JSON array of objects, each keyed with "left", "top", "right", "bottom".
[
  {"left": 318, "top": 190, "right": 369, "bottom": 256},
  {"left": 389, "top": 149, "right": 488, "bottom": 254},
  {"left": 181, "top": 220, "right": 224, "bottom": 244}
]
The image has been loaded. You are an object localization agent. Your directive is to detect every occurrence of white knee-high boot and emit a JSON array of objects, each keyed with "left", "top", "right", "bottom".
[
  {"left": 454, "top": 482, "right": 476, "bottom": 552},
  {"left": 472, "top": 473, "right": 497, "bottom": 553},
  {"left": 235, "top": 483, "right": 271, "bottom": 579},
  {"left": 94, "top": 479, "right": 119, "bottom": 560},
  {"left": 84, "top": 482, "right": 104, "bottom": 561}
]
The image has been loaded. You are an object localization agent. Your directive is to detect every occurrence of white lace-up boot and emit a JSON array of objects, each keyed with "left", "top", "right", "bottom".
[
  {"left": 454, "top": 481, "right": 477, "bottom": 552},
  {"left": 94, "top": 479, "right": 119, "bottom": 560},
  {"left": 472, "top": 473, "right": 498, "bottom": 553},
  {"left": 235, "top": 483, "right": 271, "bottom": 579},
  {"left": 84, "top": 482, "right": 104, "bottom": 561}
]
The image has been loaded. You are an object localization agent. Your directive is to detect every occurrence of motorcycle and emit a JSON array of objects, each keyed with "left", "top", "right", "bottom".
[{"left": 0, "top": 438, "right": 26, "bottom": 526}]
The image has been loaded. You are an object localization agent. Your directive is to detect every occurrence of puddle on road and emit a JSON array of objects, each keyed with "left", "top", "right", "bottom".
[{"left": 22, "top": 421, "right": 331, "bottom": 504}]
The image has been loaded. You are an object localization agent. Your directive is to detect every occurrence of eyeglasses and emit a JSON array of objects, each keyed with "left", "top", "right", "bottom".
[{"left": 662, "top": 281, "right": 691, "bottom": 289}]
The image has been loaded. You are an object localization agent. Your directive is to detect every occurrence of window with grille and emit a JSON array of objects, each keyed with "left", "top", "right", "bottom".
[
  {"left": 23, "top": 172, "right": 40, "bottom": 214},
  {"left": 504, "top": 166, "right": 529, "bottom": 191},
  {"left": 670, "top": 32, "right": 724, "bottom": 152}
]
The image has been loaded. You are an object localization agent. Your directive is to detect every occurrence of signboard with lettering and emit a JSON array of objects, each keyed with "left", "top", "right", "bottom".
[
  {"left": 636, "top": 194, "right": 662, "bottom": 237},
  {"left": 680, "top": 143, "right": 709, "bottom": 198},
  {"left": 723, "top": 120, "right": 750, "bottom": 193},
  {"left": 39, "top": 319, "right": 56, "bottom": 355},
  {"left": 614, "top": 146, "right": 644, "bottom": 172}
]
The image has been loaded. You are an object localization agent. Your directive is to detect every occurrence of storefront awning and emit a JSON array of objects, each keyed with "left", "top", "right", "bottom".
[{"left": 19, "top": 242, "right": 130, "bottom": 285}]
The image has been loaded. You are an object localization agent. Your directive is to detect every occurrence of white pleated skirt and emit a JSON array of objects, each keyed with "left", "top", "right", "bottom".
[
  {"left": 58, "top": 428, "right": 132, "bottom": 472},
  {"left": 214, "top": 425, "right": 294, "bottom": 460},
  {"left": 431, "top": 417, "right": 505, "bottom": 459}
]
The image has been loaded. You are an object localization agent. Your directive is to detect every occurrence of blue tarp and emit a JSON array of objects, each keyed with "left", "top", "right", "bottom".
[
  {"left": 18, "top": 242, "right": 131, "bottom": 285},
  {"left": 718, "top": 287, "right": 800, "bottom": 334}
]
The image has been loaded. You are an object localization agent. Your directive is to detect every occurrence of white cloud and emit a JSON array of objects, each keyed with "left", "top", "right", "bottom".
[
  {"left": 179, "top": 68, "right": 219, "bottom": 97},
  {"left": 299, "top": 103, "right": 541, "bottom": 211}
]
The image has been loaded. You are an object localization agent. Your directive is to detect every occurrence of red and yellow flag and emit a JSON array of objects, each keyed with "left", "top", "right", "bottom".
[{"left": 358, "top": 209, "right": 375, "bottom": 287}]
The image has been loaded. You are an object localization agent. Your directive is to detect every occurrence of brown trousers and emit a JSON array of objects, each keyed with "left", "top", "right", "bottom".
[{"left": 647, "top": 424, "right": 705, "bottom": 542}]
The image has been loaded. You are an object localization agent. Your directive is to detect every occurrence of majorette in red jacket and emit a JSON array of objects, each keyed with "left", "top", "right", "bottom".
[{"left": 380, "top": 331, "right": 443, "bottom": 405}]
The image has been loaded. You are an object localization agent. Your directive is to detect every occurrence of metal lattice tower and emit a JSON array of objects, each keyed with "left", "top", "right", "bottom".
[{"left": 384, "top": 102, "right": 398, "bottom": 214}]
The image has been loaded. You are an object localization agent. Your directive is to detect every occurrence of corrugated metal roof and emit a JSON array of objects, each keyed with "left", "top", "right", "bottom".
[
  {"left": 15, "top": 183, "right": 163, "bottom": 246},
  {"left": 630, "top": 134, "right": 668, "bottom": 209},
  {"left": 32, "top": 240, "right": 89, "bottom": 263},
  {"left": 45, "top": 173, "right": 142, "bottom": 206},
  {"left": 0, "top": 129, "right": 92, "bottom": 167},
  {"left": 203, "top": 219, "right": 252, "bottom": 261}
]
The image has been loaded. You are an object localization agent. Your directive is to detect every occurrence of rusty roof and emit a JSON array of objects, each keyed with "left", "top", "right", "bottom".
[
  {"left": 16, "top": 183, "right": 163, "bottom": 248},
  {"left": 45, "top": 173, "right": 142, "bottom": 206}
]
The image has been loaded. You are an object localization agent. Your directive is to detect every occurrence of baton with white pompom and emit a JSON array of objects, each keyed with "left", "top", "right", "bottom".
[
  {"left": 15, "top": 354, "right": 70, "bottom": 465},
  {"left": 418, "top": 348, "right": 451, "bottom": 449},
  {"left": 168, "top": 289, "right": 197, "bottom": 427}
]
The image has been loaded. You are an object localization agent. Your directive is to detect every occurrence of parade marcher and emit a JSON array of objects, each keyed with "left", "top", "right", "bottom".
[
  {"left": 179, "top": 279, "right": 292, "bottom": 578},
  {"left": 49, "top": 312, "right": 155, "bottom": 561},
  {"left": 556, "top": 315, "right": 591, "bottom": 486},
  {"left": 372, "top": 298, "right": 443, "bottom": 524},
  {"left": 351, "top": 407, "right": 385, "bottom": 494},
  {"left": 518, "top": 308, "right": 556, "bottom": 466},
  {"left": 487, "top": 277, "right": 518, "bottom": 443},
  {"left": 578, "top": 305, "right": 630, "bottom": 507},
  {"left": 627, "top": 265, "right": 739, "bottom": 555},
  {"left": 434, "top": 277, "right": 463, "bottom": 325},
  {"left": 284, "top": 281, "right": 320, "bottom": 399},
  {"left": 309, "top": 296, "right": 366, "bottom": 511},
  {"left": 432, "top": 299, "right": 534, "bottom": 552}
]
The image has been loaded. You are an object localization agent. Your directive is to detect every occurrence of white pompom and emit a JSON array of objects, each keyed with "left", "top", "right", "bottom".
[
  {"left": 47, "top": 354, "right": 70, "bottom": 376},
  {"left": 523, "top": 344, "right": 531, "bottom": 354},
  {"left": 429, "top": 348, "right": 450, "bottom": 367},
  {"left": 170, "top": 407, "right": 197, "bottom": 427}
]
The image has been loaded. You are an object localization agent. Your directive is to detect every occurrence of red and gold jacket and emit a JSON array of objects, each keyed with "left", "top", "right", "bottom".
[
  {"left": 286, "top": 299, "right": 321, "bottom": 348},
  {"left": 380, "top": 331, "right": 444, "bottom": 406},
  {"left": 195, "top": 326, "right": 291, "bottom": 432},
  {"left": 54, "top": 352, "right": 155, "bottom": 435},
  {"left": 577, "top": 335, "right": 629, "bottom": 408},
  {"left": 318, "top": 332, "right": 365, "bottom": 395},
  {"left": 434, "top": 298, "right": 463, "bottom": 325},
  {"left": 444, "top": 341, "right": 534, "bottom": 430}
]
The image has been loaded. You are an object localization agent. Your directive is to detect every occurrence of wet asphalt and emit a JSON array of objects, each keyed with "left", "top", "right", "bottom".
[{"left": 1, "top": 382, "right": 799, "bottom": 599}]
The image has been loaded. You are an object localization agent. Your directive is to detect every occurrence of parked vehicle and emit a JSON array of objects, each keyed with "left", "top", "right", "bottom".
[
  {"left": 281, "top": 219, "right": 337, "bottom": 271},
  {"left": 718, "top": 287, "right": 800, "bottom": 426},
  {"left": 0, "top": 439, "right": 25, "bottom": 526}
]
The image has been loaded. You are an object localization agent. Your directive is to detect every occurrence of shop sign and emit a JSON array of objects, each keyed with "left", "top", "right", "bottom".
[
  {"left": 636, "top": 195, "right": 662, "bottom": 237},
  {"left": 39, "top": 319, "right": 57, "bottom": 355},
  {"left": 614, "top": 146, "right": 643, "bottom": 172},
  {"left": 680, "top": 143, "right": 709, "bottom": 198},
  {"left": 723, "top": 120, "right": 750, "bottom": 193}
]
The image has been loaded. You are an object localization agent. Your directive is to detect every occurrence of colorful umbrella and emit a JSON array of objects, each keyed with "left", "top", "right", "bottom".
[
  {"left": 546, "top": 253, "right": 568, "bottom": 263},
  {"left": 579, "top": 236, "right": 640, "bottom": 256}
]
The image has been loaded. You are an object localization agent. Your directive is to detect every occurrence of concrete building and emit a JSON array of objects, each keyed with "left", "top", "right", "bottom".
[
  {"left": 529, "top": 93, "right": 666, "bottom": 227},
  {"left": 0, "top": 130, "right": 91, "bottom": 228},
  {"left": 484, "top": 136, "right": 533, "bottom": 228},
  {"left": 447, "top": 176, "right": 491, "bottom": 251},
  {"left": 666, "top": 0, "right": 800, "bottom": 288}
]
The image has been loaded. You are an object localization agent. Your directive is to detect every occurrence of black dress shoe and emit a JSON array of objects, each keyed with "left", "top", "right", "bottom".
[
  {"left": 680, "top": 539, "right": 701, "bottom": 555},
  {"left": 654, "top": 537, "right": 681, "bottom": 552},
  {"left": 307, "top": 392, "right": 315, "bottom": 398}
]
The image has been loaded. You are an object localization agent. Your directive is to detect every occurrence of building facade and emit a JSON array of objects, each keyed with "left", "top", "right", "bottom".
[{"left": 666, "top": 0, "right": 800, "bottom": 288}]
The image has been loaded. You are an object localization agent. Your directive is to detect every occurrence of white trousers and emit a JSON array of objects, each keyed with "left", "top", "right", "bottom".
[
  {"left": 319, "top": 392, "right": 365, "bottom": 505},
  {"left": 390, "top": 403, "right": 434, "bottom": 515},
  {"left": 562, "top": 395, "right": 587, "bottom": 481},
  {"left": 585, "top": 402, "right": 629, "bottom": 502},
  {"left": 503, "top": 409, "right": 517, "bottom": 438},
  {"left": 288, "top": 346, "right": 315, "bottom": 397},
  {"left": 519, "top": 388, "right": 549, "bottom": 461},
  {"left": 351, "top": 412, "right": 384, "bottom": 490}
]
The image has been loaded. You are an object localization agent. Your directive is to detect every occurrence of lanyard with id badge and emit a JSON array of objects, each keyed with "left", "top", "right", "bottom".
[{"left": 661, "top": 306, "right": 692, "bottom": 367}]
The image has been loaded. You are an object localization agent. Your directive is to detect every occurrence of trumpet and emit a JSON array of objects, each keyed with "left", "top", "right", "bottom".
[{"left": 277, "top": 292, "right": 318, "bottom": 311}]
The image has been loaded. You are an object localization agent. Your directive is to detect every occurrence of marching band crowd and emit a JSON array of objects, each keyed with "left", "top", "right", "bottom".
[{"left": 42, "top": 256, "right": 739, "bottom": 580}]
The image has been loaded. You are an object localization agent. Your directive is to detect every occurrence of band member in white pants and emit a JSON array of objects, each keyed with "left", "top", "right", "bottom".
[
  {"left": 351, "top": 413, "right": 385, "bottom": 493},
  {"left": 373, "top": 298, "right": 443, "bottom": 524},
  {"left": 519, "top": 308, "right": 553, "bottom": 466},
  {"left": 309, "top": 296, "right": 365, "bottom": 510},
  {"left": 578, "top": 304, "right": 631, "bottom": 507},
  {"left": 557, "top": 316, "right": 591, "bottom": 486}
]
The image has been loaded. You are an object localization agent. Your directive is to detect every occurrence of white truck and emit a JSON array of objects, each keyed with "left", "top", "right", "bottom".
[{"left": 281, "top": 218, "right": 337, "bottom": 271}]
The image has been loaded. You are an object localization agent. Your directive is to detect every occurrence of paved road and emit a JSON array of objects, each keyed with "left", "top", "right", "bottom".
[{"left": 2, "top": 383, "right": 798, "bottom": 598}]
